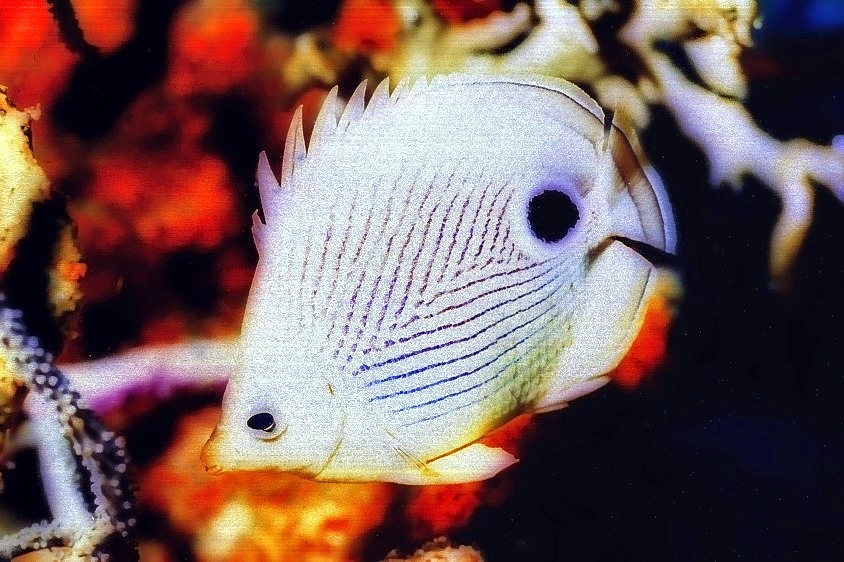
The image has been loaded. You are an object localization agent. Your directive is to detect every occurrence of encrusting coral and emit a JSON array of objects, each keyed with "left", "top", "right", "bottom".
[
  {"left": 382, "top": 537, "right": 484, "bottom": 562},
  {"left": 0, "top": 87, "right": 85, "bottom": 340}
]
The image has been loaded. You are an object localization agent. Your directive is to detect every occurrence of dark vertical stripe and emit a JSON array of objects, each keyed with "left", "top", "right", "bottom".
[
  {"left": 436, "top": 182, "right": 472, "bottom": 283},
  {"left": 473, "top": 182, "right": 510, "bottom": 262},
  {"left": 418, "top": 188, "right": 462, "bottom": 301},
  {"left": 456, "top": 176, "right": 493, "bottom": 267},
  {"left": 373, "top": 167, "right": 425, "bottom": 334}
]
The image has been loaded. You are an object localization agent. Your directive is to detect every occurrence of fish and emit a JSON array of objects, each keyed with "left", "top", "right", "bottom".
[{"left": 201, "top": 73, "right": 675, "bottom": 484}]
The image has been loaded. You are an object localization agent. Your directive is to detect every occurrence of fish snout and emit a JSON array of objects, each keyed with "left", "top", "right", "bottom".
[{"left": 600, "top": 119, "right": 677, "bottom": 266}]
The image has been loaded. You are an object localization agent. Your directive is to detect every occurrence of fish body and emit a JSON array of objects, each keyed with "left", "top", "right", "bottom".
[{"left": 202, "top": 74, "right": 675, "bottom": 484}]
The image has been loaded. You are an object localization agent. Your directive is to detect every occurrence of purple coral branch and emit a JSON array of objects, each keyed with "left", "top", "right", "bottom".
[
  {"left": 60, "top": 338, "right": 237, "bottom": 415},
  {"left": 0, "top": 294, "right": 138, "bottom": 560}
]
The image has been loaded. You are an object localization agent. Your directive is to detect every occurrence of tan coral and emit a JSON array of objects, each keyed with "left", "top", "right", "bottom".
[
  {"left": 0, "top": 87, "right": 84, "bottom": 317},
  {"left": 0, "top": 87, "right": 50, "bottom": 274},
  {"left": 0, "top": 88, "right": 46, "bottom": 444},
  {"left": 382, "top": 537, "right": 485, "bottom": 562},
  {"left": 390, "top": 1, "right": 604, "bottom": 82}
]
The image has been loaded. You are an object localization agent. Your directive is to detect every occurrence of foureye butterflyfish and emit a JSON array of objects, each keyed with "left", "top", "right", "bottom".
[{"left": 202, "top": 73, "right": 676, "bottom": 484}]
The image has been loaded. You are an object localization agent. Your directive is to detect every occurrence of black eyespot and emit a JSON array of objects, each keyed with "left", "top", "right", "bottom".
[
  {"left": 247, "top": 412, "right": 276, "bottom": 433},
  {"left": 527, "top": 189, "right": 580, "bottom": 243}
]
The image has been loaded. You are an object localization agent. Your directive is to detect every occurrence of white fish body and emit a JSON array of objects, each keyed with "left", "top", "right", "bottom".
[{"left": 202, "top": 74, "right": 675, "bottom": 484}]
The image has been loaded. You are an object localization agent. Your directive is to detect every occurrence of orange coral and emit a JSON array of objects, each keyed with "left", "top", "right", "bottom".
[
  {"left": 166, "top": 0, "right": 261, "bottom": 96},
  {"left": 0, "top": 1, "right": 75, "bottom": 109},
  {"left": 406, "top": 482, "right": 488, "bottom": 538},
  {"left": 611, "top": 276, "right": 681, "bottom": 389},
  {"left": 74, "top": 0, "right": 136, "bottom": 53},
  {"left": 139, "top": 407, "right": 394, "bottom": 561},
  {"left": 432, "top": 0, "right": 502, "bottom": 23},
  {"left": 79, "top": 151, "right": 236, "bottom": 253},
  {"left": 405, "top": 415, "right": 531, "bottom": 537},
  {"left": 333, "top": 0, "right": 400, "bottom": 55},
  {"left": 64, "top": 87, "right": 239, "bottom": 289}
]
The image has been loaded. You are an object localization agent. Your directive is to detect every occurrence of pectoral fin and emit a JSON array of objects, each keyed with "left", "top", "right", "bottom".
[{"left": 532, "top": 375, "right": 610, "bottom": 413}]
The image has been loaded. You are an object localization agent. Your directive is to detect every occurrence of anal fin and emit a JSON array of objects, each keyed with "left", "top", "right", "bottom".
[
  {"left": 389, "top": 443, "right": 517, "bottom": 485},
  {"left": 532, "top": 375, "right": 610, "bottom": 413}
]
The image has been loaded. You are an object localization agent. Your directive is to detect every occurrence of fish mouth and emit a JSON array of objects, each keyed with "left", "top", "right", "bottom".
[
  {"left": 602, "top": 115, "right": 677, "bottom": 264},
  {"left": 591, "top": 235, "right": 677, "bottom": 269}
]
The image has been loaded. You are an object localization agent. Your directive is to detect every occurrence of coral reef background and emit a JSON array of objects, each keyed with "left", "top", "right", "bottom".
[{"left": 1, "top": 0, "right": 843, "bottom": 560}]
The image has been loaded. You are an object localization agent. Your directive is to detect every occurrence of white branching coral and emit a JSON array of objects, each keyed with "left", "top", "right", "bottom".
[
  {"left": 0, "top": 296, "right": 138, "bottom": 560},
  {"left": 647, "top": 54, "right": 844, "bottom": 281},
  {"left": 387, "top": 0, "right": 844, "bottom": 285}
]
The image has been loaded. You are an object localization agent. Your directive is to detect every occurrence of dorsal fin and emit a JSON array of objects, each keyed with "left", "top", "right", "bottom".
[
  {"left": 338, "top": 80, "right": 367, "bottom": 131},
  {"left": 390, "top": 77, "right": 411, "bottom": 102},
  {"left": 280, "top": 106, "right": 306, "bottom": 190},
  {"left": 409, "top": 75, "right": 429, "bottom": 96},
  {"left": 251, "top": 210, "right": 265, "bottom": 252},
  {"left": 427, "top": 72, "right": 604, "bottom": 122},
  {"left": 365, "top": 78, "right": 391, "bottom": 117},
  {"left": 309, "top": 86, "right": 339, "bottom": 155},
  {"left": 255, "top": 151, "right": 279, "bottom": 236}
]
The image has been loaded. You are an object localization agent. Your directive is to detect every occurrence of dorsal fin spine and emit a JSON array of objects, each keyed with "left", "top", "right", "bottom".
[
  {"left": 280, "top": 106, "right": 305, "bottom": 190},
  {"left": 310, "top": 86, "right": 339, "bottom": 155},
  {"left": 391, "top": 77, "right": 410, "bottom": 103},
  {"left": 251, "top": 210, "right": 265, "bottom": 253},
  {"left": 339, "top": 80, "right": 367, "bottom": 131},
  {"left": 255, "top": 150, "right": 279, "bottom": 227},
  {"left": 365, "top": 78, "right": 390, "bottom": 117}
]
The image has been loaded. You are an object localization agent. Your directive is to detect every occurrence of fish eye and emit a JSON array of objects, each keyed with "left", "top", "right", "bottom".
[
  {"left": 527, "top": 188, "right": 580, "bottom": 243},
  {"left": 247, "top": 412, "right": 277, "bottom": 433}
]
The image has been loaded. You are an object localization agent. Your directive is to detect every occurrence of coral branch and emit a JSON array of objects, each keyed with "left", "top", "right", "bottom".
[
  {"left": 45, "top": 0, "right": 99, "bottom": 57},
  {"left": 61, "top": 338, "right": 236, "bottom": 414},
  {"left": 649, "top": 53, "right": 844, "bottom": 283},
  {"left": 0, "top": 295, "right": 138, "bottom": 561}
]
